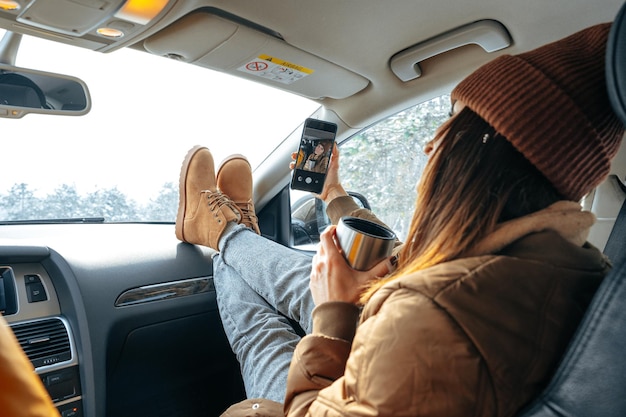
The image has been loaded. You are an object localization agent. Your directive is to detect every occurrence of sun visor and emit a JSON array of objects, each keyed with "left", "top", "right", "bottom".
[{"left": 143, "top": 11, "right": 369, "bottom": 100}]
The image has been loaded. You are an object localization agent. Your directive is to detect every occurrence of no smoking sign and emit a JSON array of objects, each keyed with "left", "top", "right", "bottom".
[
  {"left": 238, "top": 54, "right": 313, "bottom": 85},
  {"left": 245, "top": 61, "right": 269, "bottom": 71}
]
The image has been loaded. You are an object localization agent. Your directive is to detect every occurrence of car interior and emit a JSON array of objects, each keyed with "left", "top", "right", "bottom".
[{"left": 0, "top": 1, "right": 624, "bottom": 416}]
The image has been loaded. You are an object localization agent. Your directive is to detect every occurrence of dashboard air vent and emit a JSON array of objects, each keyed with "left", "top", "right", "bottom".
[{"left": 10, "top": 318, "right": 72, "bottom": 368}]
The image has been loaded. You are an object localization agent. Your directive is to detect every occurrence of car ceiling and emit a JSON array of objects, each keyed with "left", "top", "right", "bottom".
[{"left": 0, "top": 0, "right": 623, "bottom": 131}]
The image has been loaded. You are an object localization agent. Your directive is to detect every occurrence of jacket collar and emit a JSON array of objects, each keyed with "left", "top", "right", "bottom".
[{"left": 466, "top": 201, "right": 595, "bottom": 257}]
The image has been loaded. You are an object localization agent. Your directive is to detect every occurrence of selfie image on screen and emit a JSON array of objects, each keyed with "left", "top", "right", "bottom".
[
  {"left": 296, "top": 138, "right": 333, "bottom": 174},
  {"left": 291, "top": 119, "right": 337, "bottom": 193}
]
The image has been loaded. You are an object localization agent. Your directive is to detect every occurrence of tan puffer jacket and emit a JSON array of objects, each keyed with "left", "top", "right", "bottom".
[
  {"left": 0, "top": 315, "right": 60, "bottom": 417},
  {"left": 284, "top": 201, "right": 609, "bottom": 417}
]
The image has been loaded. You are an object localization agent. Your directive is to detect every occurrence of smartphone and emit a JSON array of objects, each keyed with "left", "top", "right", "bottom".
[{"left": 290, "top": 118, "right": 338, "bottom": 193}]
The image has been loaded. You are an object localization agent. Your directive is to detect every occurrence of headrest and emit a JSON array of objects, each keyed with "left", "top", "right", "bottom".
[
  {"left": 0, "top": 73, "right": 47, "bottom": 109},
  {"left": 0, "top": 84, "right": 44, "bottom": 108},
  {"left": 607, "top": 2, "right": 626, "bottom": 125}
]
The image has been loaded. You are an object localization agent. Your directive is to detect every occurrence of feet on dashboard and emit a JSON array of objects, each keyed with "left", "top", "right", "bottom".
[
  {"left": 216, "top": 154, "right": 260, "bottom": 235},
  {"left": 175, "top": 145, "right": 241, "bottom": 250}
]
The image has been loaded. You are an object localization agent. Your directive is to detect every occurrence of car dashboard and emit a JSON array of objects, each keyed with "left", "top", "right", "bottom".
[{"left": 0, "top": 223, "right": 245, "bottom": 417}]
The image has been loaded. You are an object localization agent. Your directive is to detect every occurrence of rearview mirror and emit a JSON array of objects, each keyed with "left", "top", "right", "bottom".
[{"left": 0, "top": 64, "right": 90, "bottom": 118}]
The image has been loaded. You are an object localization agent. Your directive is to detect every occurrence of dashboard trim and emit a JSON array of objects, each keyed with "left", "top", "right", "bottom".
[{"left": 115, "top": 276, "right": 214, "bottom": 307}]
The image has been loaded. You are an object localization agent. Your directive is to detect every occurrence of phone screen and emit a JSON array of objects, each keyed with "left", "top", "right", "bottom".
[{"left": 291, "top": 118, "right": 338, "bottom": 193}]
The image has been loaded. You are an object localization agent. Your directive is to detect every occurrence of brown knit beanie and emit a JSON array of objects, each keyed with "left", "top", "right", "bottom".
[{"left": 451, "top": 23, "right": 624, "bottom": 201}]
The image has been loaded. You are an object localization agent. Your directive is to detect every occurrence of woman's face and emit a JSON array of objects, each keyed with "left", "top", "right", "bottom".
[
  {"left": 424, "top": 100, "right": 466, "bottom": 157},
  {"left": 314, "top": 143, "right": 325, "bottom": 154}
]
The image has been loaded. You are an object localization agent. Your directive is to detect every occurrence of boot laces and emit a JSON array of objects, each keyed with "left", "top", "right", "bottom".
[
  {"left": 237, "top": 201, "right": 258, "bottom": 226},
  {"left": 204, "top": 191, "right": 240, "bottom": 222}
]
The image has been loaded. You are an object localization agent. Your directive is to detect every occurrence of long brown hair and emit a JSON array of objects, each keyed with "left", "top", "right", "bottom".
[{"left": 360, "top": 107, "right": 561, "bottom": 302}]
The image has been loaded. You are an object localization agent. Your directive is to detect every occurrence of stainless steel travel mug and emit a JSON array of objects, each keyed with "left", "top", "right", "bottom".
[{"left": 335, "top": 216, "right": 396, "bottom": 270}]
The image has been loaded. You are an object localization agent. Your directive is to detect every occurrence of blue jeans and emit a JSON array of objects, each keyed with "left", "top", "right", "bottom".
[{"left": 213, "top": 223, "right": 315, "bottom": 403}]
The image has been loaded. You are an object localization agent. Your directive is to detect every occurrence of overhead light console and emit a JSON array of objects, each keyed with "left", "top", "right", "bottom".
[{"left": 0, "top": 0, "right": 176, "bottom": 51}]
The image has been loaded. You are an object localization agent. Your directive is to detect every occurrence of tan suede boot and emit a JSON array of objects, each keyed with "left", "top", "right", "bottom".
[
  {"left": 216, "top": 154, "right": 261, "bottom": 235},
  {"left": 175, "top": 146, "right": 241, "bottom": 250}
]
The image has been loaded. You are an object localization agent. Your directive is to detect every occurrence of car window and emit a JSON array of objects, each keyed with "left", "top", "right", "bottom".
[
  {"left": 290, "top": 94, "right": 451, "bottom": 246},
  {"left": 0, "top": 30, "right": 319, "bottom": 223}
]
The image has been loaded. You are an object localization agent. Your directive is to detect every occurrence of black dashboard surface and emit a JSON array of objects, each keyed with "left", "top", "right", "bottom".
[{"left": 0, "top": 223, "right": 245, "bottom": 417}]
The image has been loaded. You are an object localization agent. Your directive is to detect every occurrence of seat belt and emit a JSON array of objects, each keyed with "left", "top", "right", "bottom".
[{"left": 603, "top": 175, "right": 626, "bottom": 264}]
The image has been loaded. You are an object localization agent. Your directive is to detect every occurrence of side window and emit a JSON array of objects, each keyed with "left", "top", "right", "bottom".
[{"left": 290, "top": 94, "right": 451, "bottom": 247}]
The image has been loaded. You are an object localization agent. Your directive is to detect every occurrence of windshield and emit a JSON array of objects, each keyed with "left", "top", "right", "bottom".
[{"left": 0, "top": 31, "right": 319, "bottom": 223}]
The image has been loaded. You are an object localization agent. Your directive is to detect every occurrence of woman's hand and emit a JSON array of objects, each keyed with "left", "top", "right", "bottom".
[
  {"left": 310, "top": 225, "right": 393, "bottom": 305},
  {"left": 291, "top": 144, "right": 348, "bottom": 204}
]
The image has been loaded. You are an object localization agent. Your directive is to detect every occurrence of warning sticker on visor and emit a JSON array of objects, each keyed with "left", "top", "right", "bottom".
[{"left": 237, "top": 54, "right": 314, "bottom": 84}]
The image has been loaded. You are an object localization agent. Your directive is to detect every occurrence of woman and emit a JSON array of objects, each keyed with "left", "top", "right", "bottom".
[
  {"left": 302, "top": 140, "right": 332, "bottom": 173},
  {"left": 175, "top": 23, "right": 624, "bottom": 416}
]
